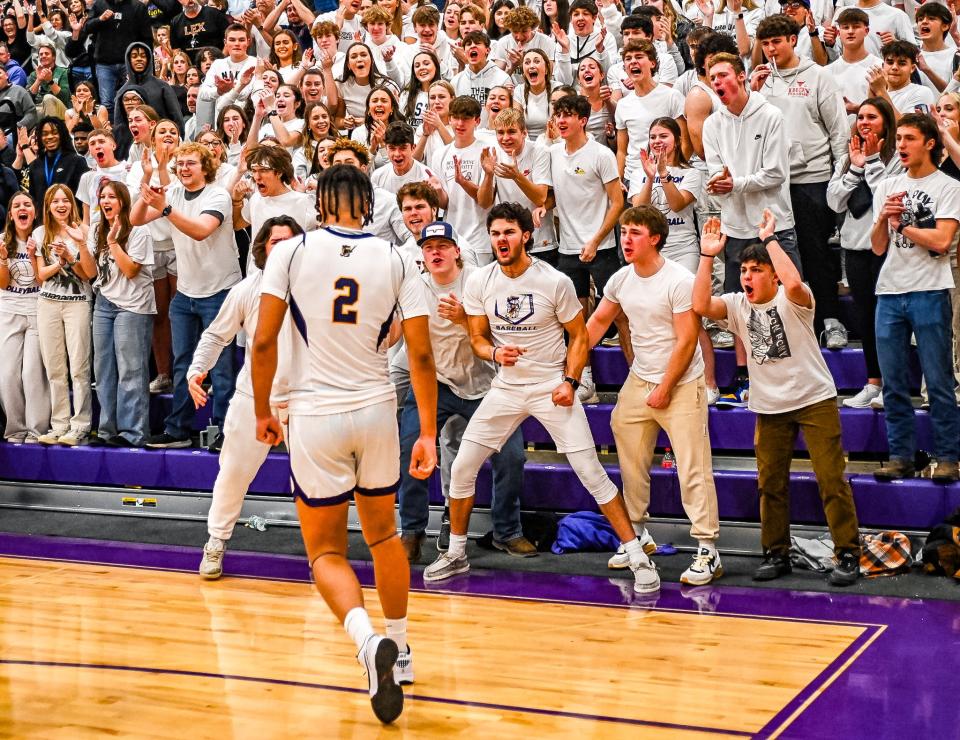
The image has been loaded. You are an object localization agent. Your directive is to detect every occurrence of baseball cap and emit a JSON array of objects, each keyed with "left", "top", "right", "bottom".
[
  {"left": 417, "top": 221, "right": 460, "bottom": 247},
  {"left": 780, "top": 0, "right": 811, "bottom": 7}
]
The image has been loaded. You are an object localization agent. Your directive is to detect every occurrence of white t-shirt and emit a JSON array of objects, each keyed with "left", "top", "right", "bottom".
[
  {"left": 549, "top": 138, "right": 620, "bottom": 255},
  {"left": 87, "top": 225, "right": 156, "bottom": 314},
  {"left": 421, "top": 266, "right": 495, "bottom": 399},
  {"left": 0, "top": 237, "right": 41, "bottom": 314},
  {"left": 371, "top": 159, "right": 437, "bottom": 193},
  {"left": 261, "top": 226, "right": 430, "bottom": 415},
  {"left": 826, "top": 54, "right": 882, "bottom": 117},
  {"left": 126, "top": 156, "right": 174, "bottom": 250},
  {"left": 316, "top": 11, "right": 363, "bottom": 53},
  {"left": 369, "top": 186, "right": 412, "bottom": 245},
  {"left": 872, "top": 169, "right": 960, "bottom": 295},
  {"left": 399, "top": 89, "right": 429, "bottom": 129},
  {"left": 488, "top": 141, "right": 557, "bottom": 253},
  {"left": 721, "top": 285, "right": 837, "bottom": 414},
  {"left": 242, "top": 189, "right": 317, "bottom": 242},
  {"left": 166, "top": 184, "right": 241, "bottom": 299},
  {"left": 841, "top": 1, "right": 916, "bottom": 57},
  {"left": 888, "top": 83, "right": 936, "bottom": 115},
  {"left": 614, "top": 85, "right": 685, "bottom": 185},
  {"left": 628, "top": 166, "right": 703, "bottom": 258},
  {"left": 430, "top": 137, "right": 492, "bottom": 264},
  {"left": 451, "top": 62, "right": 512, "bottom": 125},
  {"left": 603, "top": 259, "right": 704, "bottom": 386},
  {"left": 32, "top": 226, "right": 92, "bottom": 302},
  {"left": 462, "top": 258, "right": 582, "bottom": 386},
  {"left": 77, "top": 162, "right": 130, "bottom": 228},
  {"left": 918, "top": 46, "right": 955, "bottom": 95},
  {"left": 200, "top": 56, "right": 257, "bottom": 101}
]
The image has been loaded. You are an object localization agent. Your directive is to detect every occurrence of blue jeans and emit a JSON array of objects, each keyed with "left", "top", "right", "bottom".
[
  {"left": 398, "top": 382, "right": 525, "bottom": 540},
  {"left": 93, "top": 294, "right": 153, "bottom": 445},
  {"left": 167, "top": 290, "right": 235, "bottom": 439},
  {"left": 876, "top": 290, "right": 959, "bottom": 461},
  {"left": 96, "top": 62, "right": 125, "bottom": 121}
]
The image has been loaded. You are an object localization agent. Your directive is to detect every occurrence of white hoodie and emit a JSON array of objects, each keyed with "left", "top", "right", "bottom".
[
  {"left": 758, "top": 57, "right": 849, "bottom": 184},
  {"left": 702, "top": 91, "right": 794, "bottom": 239}
]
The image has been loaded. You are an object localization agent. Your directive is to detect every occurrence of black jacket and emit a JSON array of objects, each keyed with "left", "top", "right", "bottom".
[
  {"left": 114, "top": 43, "right": 185, "bottom": 134},
  {"left": 83, "top": 0, "right": 153, "bottom": 65},
  {"left": 27, "top": 151, "right": 89, "bottom": 208}
]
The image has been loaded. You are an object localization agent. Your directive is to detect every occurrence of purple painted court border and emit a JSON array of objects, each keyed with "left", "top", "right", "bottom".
[
  {"left": 1, "top": 533, "right": 959, "bottom": 738},
  {"left": 0, "top": 658, "right": 749, "bottom": 736}
]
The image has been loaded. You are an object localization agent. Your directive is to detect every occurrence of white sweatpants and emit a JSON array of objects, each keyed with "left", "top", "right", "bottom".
[
  {"left": 207, "top": 392, "right": 273, "bottom": 540},
  {"left": 0, "top": 310, "right": 50, "bottom": 438}
]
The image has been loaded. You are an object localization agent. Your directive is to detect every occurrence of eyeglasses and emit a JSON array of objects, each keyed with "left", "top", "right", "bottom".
[
  {"left": 176, "top": 160, "right": 201, "bottom": 169},
  {"left": 199, "top": 139, "right": 222, "bottom": 147}
]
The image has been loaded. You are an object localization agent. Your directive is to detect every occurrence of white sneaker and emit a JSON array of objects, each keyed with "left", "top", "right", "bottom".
[
  {"left": 821, "top": 320, "right": 848, "bottom": 350},
  {"left": 706, "top": 386, "right": 720, "bottom": 406},
  {"left": 199, "top": 536, "right": 226, "bottom": 579},
  {"left": 59, "top": 430, "right": 86, "bottom": 446},
  {"left": 357, "top": 634, "right": 403, "bottom": 724},
  {"left": 423, "top": 552, "right": 470, "bottom": 582},
  {"left": 38, "top": 430, "right": 65, "bottom": 445},
  {"left": 680, "top": 546, "right": 724, "bottom": 586},
  {"left": 577, "top": 367, "right": 599, "bottom": 404},
  {"left": 870, "top": 392, "right": 884, "bottom": 410},
  {"left": 600, "top": 332, "right": 620, "bottom": 347},
  {"left": 711, "top": 329, "right": 734, "bottom": 349},
  {"left": 607, "top": 530, "right": 658, "bottom": 569},
  {"left": 394, "top": 645, "right": 414, "bottom": 685},
  {"left": 843, "top": 383, "right": 882, "bottom": 409},
  {"left": 630, "top": 551, "right": 661, "bottom": 594}
]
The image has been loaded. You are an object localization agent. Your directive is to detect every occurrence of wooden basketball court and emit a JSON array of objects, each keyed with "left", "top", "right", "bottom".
[{"left": 0, "top": 555, "right": 883, "bottom": 738}]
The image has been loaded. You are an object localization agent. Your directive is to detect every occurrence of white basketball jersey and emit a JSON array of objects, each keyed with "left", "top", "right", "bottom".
[{"left": 261, "top": 225, "right": 430, "bottom": 415}]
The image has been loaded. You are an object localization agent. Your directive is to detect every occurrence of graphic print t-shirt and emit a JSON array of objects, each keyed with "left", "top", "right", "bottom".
[
  {"left": 462, "top": 258, "right": 582, "bottom": 386},
  {"left": 721, "top": 284, "right": 836, "bottom": 414},
  {"left": 872, "top": 169, "right": 960, "bottom": 295}
]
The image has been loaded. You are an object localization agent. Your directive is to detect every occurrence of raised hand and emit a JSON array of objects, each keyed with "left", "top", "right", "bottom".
[
  {"left": 480, "top": 146, "right": 496, "bottom": 176},
  {"left": 700, "top": 216, "right": 726, "bottom": 256},
  {"left": 639, "top": 147, "right": 658, "bottom": 180},
  {"left": 757, "top": 208, "right": 776, "bottom": 240},
  {"left": 552, "top": 21, "right": 569, "bottom": 53},
  {"left": 848, "top": 135, "right": 866, "bottom": 168}
]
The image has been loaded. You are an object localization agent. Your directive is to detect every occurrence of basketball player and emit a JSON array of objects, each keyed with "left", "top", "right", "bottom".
[
  {"left": 423, "top": 202, "right": 661, "bottom": 595},
  {"left": 188, "top": 217, "right": 304, "bottom": 580},
  {"left": 251, "top": 165, "right": 438, "bottom": 724}
]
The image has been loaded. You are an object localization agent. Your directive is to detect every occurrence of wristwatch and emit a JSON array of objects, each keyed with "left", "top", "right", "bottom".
[
  {"left": 762, "top": 234, "right": 778, "bottom": 245},
  {"left": 161, "top": 205, "right": 173, "bottom": 217},
  {"left": 563, "top": 376, "right": 581, "bottom": 390}
]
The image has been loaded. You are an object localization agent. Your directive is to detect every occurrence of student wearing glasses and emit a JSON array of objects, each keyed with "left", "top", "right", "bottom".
[{"left": 132, "top": 142, "right": 241, "bottom": 452}]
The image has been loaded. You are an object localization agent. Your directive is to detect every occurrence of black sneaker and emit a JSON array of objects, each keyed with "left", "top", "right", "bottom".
[
  {"left": 87, "top": 435, "right": 108, "bottom": 447},
  {"left": 145, "top": 433, "right": 192, "bottom": 449},
  {"left": 829, "top": 551, "right": 860, "bottom": 587},
  {"left": 107, "top": 436, "right": 137, "bottom": 448},
  {"left": 437, "top": 506, "right": 451, "bottom": 552},
  {"left": 207, "top": 431, "right": 225, "bottom": 454},
  {"left": 752, "top": 553, "right": 792, "bottom": 581}
]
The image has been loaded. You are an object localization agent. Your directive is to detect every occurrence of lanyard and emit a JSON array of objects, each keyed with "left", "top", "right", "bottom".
[{"left": 43, "top": 153, "right": 61, "bottom": 188}]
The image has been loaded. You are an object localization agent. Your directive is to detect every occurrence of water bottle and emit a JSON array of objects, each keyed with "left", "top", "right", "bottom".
[{"left": 661, "top": 447, "right": 675, "bottom": 469}]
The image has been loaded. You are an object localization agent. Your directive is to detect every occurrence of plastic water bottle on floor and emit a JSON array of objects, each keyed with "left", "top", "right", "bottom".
[
  {"left": 661, "top": 448, "right": 675, "bottom": 469},
  {"left": 245, "top": 515, "right": 267, "bottom": 531}
]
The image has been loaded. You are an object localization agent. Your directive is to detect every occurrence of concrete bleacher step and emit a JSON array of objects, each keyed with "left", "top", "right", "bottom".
[
  {"left": 2, "top": 444, "right": 955, "bottom": 531},
  {"left": 590, "top": 346, "right": 920, "bottom": 392}
]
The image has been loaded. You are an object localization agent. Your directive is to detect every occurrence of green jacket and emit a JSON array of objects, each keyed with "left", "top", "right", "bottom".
[{"left": 26, "top": 65, "right": 70, "bottom": 108}]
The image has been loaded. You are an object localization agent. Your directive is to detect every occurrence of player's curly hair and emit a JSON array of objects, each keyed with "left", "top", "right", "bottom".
[
  {"left": 328, "top": 137, "right": 371, "bottom": 168},
  {"left": 316, "top": 164, "right": 374, "bottom": 226},
  {"left": 487, "top": 202, "right": 534, "bottom": 250}
]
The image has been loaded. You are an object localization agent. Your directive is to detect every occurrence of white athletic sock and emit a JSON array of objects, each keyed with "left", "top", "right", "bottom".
[
  {"left": 698, "top": 539, "right": 718, "bottom": 556},
  {"left": 344, "top": 607, "right": 375, "bottom": 653},
  {"left": 623, "top": 537, "right": 646, "bottom": 567},
  {"left": 447, "top": 534, "right": 468, "bottom": 559},
  {"left": 631, "top": 522, "right": 647, "bottom": 539},
  {"left": 385, "top": 617, "right": 408, "bottom": 653}
]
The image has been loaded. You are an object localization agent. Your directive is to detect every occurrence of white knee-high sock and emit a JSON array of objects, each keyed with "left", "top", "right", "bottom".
[{"left": 344, "top": 607, "right": 375, "bottom": 652}]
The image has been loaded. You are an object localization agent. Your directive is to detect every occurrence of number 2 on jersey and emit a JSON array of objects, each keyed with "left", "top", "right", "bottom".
[{"left": 332, "top": 277, "right": 359, "bottom": 324}]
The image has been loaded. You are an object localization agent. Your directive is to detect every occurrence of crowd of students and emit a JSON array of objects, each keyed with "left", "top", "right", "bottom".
[{"left": 1, "top": 0, "right": 959, "bottom": 558}]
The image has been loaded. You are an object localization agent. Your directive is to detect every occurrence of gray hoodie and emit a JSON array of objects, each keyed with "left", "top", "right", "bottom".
[
  {"left": 759, "top": 57, "right": 850, "bottom": 185},
  {"left": 703, "top": 91, "right": 794, "bottom": 239}
]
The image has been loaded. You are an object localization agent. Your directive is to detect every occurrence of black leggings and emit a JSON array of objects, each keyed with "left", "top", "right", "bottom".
[{"left": 844, "top": 248, "right": 886, "bottom": 380}]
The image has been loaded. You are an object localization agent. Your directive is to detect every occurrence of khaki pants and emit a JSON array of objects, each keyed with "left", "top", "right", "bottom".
[
  {"left": 37, "top": 297, "right": 92, "bottom": 434},
  {"left": 611, "top": 374, "right": 720, "bottom": 541},
  {"left": 755, "top": 398, "right": 860, "bottom": 556}
]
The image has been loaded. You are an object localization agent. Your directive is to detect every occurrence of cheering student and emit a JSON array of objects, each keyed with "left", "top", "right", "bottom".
[{"left": 693, "top": 209, "right": 861, "bottom": 587}]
